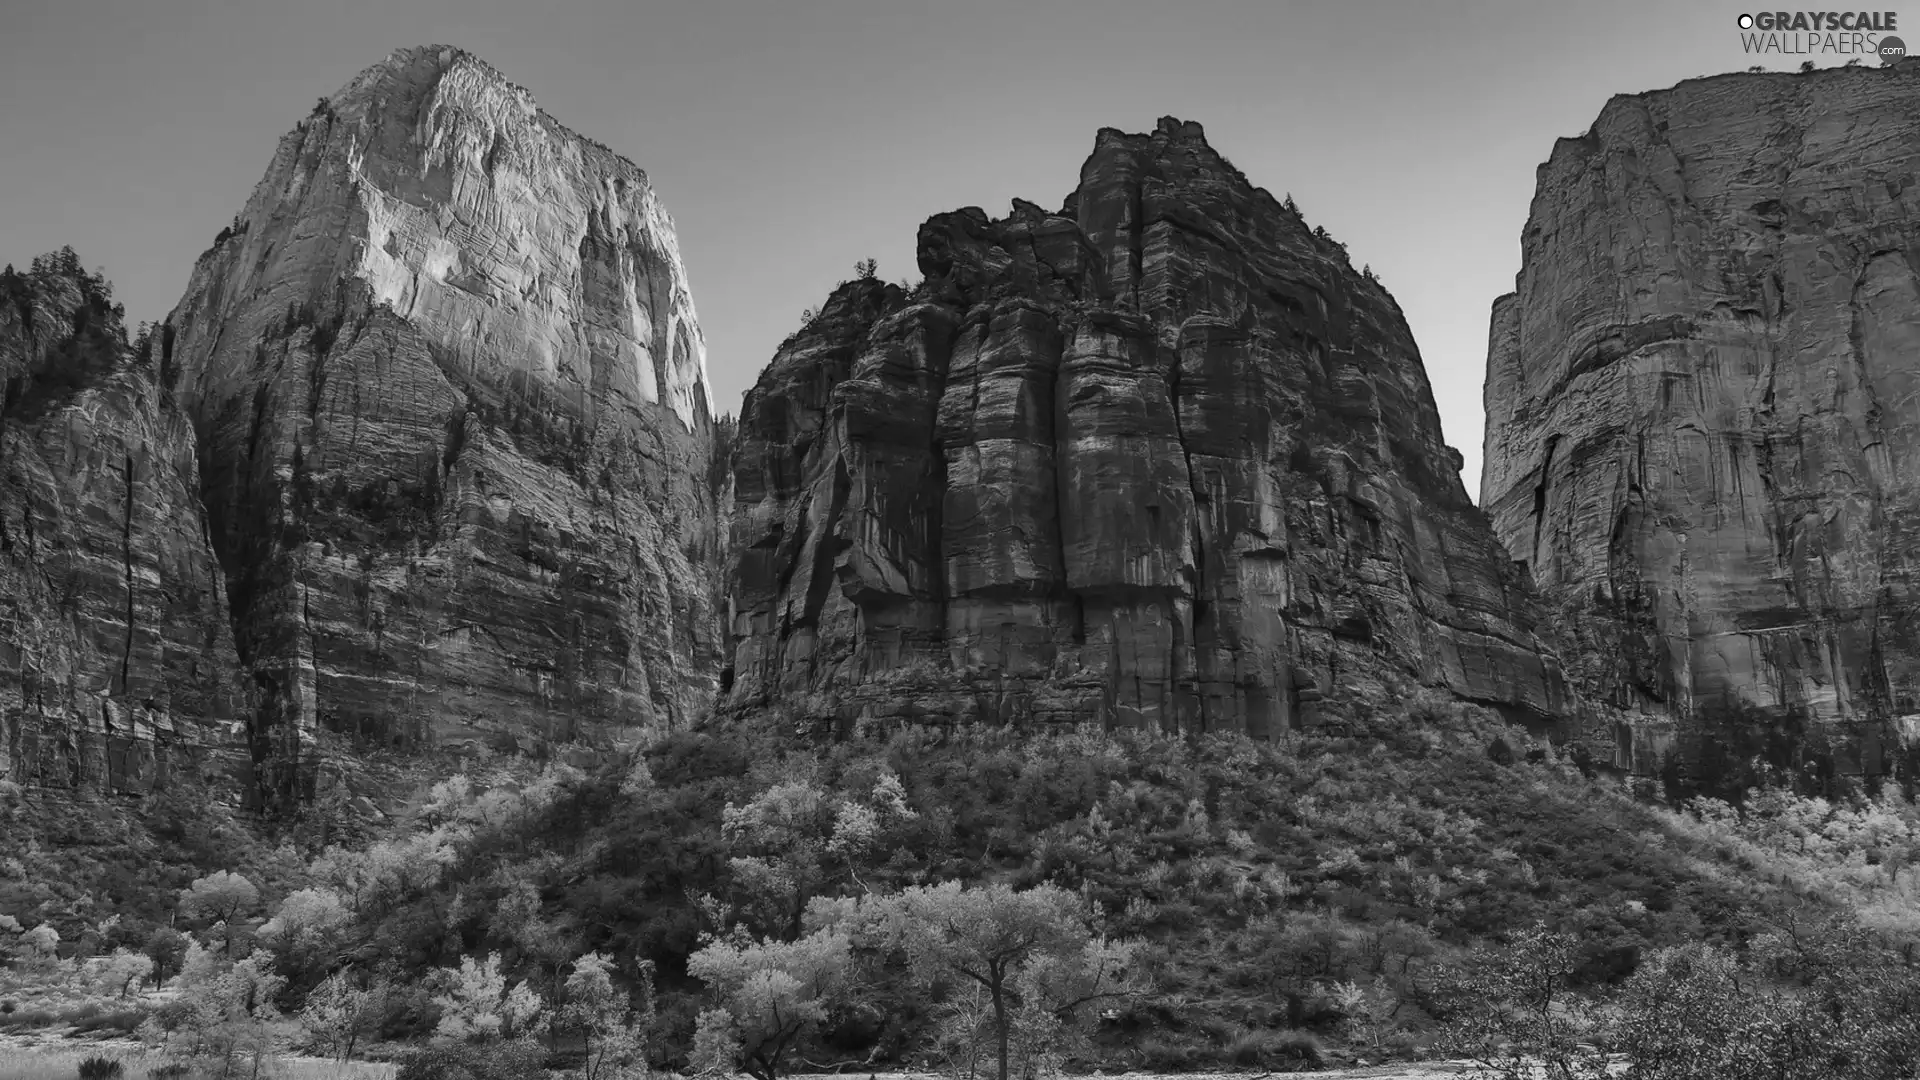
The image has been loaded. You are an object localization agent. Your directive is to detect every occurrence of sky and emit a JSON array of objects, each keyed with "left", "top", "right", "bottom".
[{"left": 0, "top": 0, "right": 1870, "bottom": 497}]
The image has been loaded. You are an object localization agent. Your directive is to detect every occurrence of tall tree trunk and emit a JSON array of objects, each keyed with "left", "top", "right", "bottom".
[{"left": 992, "top": 967, "right": 1010, "bottom": 1080}]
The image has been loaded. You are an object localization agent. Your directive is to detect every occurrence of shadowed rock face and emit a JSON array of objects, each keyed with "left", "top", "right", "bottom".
[
  {"left": 1481, "top": 66, "right": 1920, "bottom": 784},
  {"left": 1, "top": 253, "right": 249, "bottom": 794},
  {"left": 165, "top": 47, "right": 726, "bottom": 805},
  {"left": 728, "top": 118, "right": 1571, "bottom": 733}
]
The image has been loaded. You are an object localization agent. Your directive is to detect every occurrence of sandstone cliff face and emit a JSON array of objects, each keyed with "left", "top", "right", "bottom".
[
  {"left": 1481, "top": 66, "right": 1920, "bottom": 782},
  {"left": 1, "top": 252, "right": 248, "bottom": 794},
  {"left": 728, "top": 118, "right": 1571, "bottom": 734},
  {"left": 165, "top": 47, "right": 724, "bottom": 803}
]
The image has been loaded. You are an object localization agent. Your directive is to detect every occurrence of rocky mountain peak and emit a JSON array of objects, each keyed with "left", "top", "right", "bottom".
[
  {"left": 727, "top": 119, "right": 1573, "bottom": 736},
  {"left": 1481, "top": 64, "right": 1920, "bottom": 787},
  {"left": 154, "top": 49, "right": 726, "bottom": 807}
]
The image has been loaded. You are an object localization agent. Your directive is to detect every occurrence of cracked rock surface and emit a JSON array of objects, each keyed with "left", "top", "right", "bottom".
[
  {"left": 165, "top": 46, "right": 726, "bottom": 805},
  {"left": 1, "top": 254, "right": 248, "bottom": 794},
  {"left": 727, "top": 118, "right": 1571, "bottom": 733},
  {"left": 1481, "top": 66, "right": 1920, "bottom": 777}
]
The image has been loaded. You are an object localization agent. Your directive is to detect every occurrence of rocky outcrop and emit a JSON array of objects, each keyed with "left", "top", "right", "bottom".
[
  {"left": 165, "top": 47, "right": 725, "bottom": 805},
  {"left": 727, "top": 118, "right": 1572, "bottom": 734},
  {"left": 1, "top": 251, "right": 249, "bottom": 794},
  {"left": 1481, "top": 65, "right": 1920, "bottom": 784}
]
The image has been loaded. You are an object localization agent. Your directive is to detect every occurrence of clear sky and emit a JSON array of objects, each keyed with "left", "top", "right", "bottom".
[{"left": 0, "top": 0, "right": 1862, "bottom": 496}]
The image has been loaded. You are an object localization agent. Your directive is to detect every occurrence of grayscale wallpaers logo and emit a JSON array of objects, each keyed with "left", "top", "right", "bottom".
[{"left": 1737, "top": 10, "right": 1904, "bottom": 60}]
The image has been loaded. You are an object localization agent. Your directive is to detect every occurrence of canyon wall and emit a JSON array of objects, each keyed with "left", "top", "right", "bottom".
[
  {"left": 1, "top": 252, "right": 248, "bottom": 794},
  {"left": 727, "top": 118, "right": 1574, "bottom": 735},
  {"left": 1482, "top": 65, "right": 1920, "bottom": 784},
  {"left": 164, "top": 47, "right": 726, "bottom": 804}
]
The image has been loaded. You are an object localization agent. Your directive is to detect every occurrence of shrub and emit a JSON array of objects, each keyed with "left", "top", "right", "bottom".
[
  {"left": 1135, "top": 1037, "right": 1197, "bottom": 1071},
  {"left": 0, "top": 1007, "right": 59, "bottom": 1029},
  {"left": 76, "top": 1058, "right": 125, "bottom": 1080},
  {"left": 73, "top": 1007, "right": 147, "bottom": 1034},
  {"left": 395, "top": 1040, "right": 548, "bottom": 1080},
  {"left": 145, "top": 1067, "right": 191, "bottom": 1080},
  {"left": 1225, "top": 1027, "right": 1323, "bottom": 1067}
]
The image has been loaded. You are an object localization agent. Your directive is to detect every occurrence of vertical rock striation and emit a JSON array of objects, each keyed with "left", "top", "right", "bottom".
[
  {"left": 729, "top": 118, "right": 1571, "bottom": 734},
  {"left": 1481, "top": 65, "right": 1920, "bottom": 784},
  {"left": 165, "top": 47, "right": 724, "bottom": 805},
  {"left": 1, "top": 252, "right": 248, "bottom": 793}
]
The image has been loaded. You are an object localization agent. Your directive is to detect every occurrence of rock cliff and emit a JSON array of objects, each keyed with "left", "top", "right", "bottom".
[
  {"left": 164, "top": 46, "right": 725, "bottom": 805},
  {"left": 727, "top": 118, "right": 1572, "bottom": 734},
  {"left": 1, "top": 251, "right": 248, "bottom": 793},
  {"left": 1481, "top": 65, "right": 1920, "bottom": 785}
]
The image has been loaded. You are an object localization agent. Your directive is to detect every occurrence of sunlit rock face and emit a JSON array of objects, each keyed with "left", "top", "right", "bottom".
[
  {"left": 728, "top": 118, "right": 1573, "bottom": 734},
  {"left": 1481, "top": 66, "right": 1920, "bottom": 784},
  {"left": 165, "top": 47, "right": 725, "bottom": 805},
  {"left": 1, "top": 253, "right": 248, "bottom": 794}
]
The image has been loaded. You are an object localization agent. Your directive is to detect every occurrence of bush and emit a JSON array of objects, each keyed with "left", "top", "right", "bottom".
[
  {"left": 396, "top": 1041, "right": 549, "bottom": 1080},
  {"left": 1225, "top": 1027, "right": 1323, "bottom": 1067},
  {"left": 0, "top": 1007, "right": 58, "bottom": 1029},
  {"left": 73, "top": 1007, "right": 147, "bottom": 1034},
  {"left": 76, "top": 1058, "right": 124, "bottom": 1080},
  {"left": 145, "top": 1067, "right": 191, "bottom": 1080},
  {"left": 1135, "top": 1037, "right": 1197, "bottom": 1071}
]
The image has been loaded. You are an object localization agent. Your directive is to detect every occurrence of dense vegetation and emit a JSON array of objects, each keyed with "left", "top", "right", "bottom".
[
  {"left": 7, "top": 688, "right": 1920, "bottom": 1078},
  {"left": 0, "top": 247, "right": 136, "bottom": 422}
]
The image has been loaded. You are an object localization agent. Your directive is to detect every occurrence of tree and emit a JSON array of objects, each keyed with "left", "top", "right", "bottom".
[
  {"left": 854, "top": 258, "right": 878, "bottom": 280},
  {"left": 430, "top": 952, "right": 547, "bottom": 1043},
  {"left": 1435, "top": 923, "right": 1610, "bottom": 1080},
  {"left": 825, "top": 772, "right": 918, "bottom": 887},
  {"left": 723, "top": 781, "right": 835, "bottom": 937},
  {"left": 145, "top": 926, "right": 189, "bottom": 985},
  {"left": 258, "top": 886, "right": 349, "bottom": 962},
  {"left": 687, "top": 926, "right": 853, "bottom": 1080},
  {"left": 20, "top": 922, "right": 60, "bottom": 962},
  {"left": 863, "top": 882, "right": 1141, "bottom": 1080},
  {"left": 165, "top": 948, "right": 287, "bottom": 1079},
  {"left": 179, "top": 871, "right": 260, "bottom": 956},
  {"left": 490, "top": 877, "right": 579, "bottom": 1000},
  {"left": 263, "top": 888, "right": 349, "bottom": 941},
  {"left": 300, "top": 969, "right": 385, "bottom": 1064},
  {"left": 690, "top": 1006, "right": 743, "bottom": 1077},
  {"left": 95, "top": 947, "right": 155, "bottom": 998},
  {"left": 312, "top": 832, "right": 458, "bottom": 917},
  {"left": 1606, "top": 942, "right": 1785, "bottom": 1080},
  {"left": 560, "top": 952, "right": 653, "bottom": 1080}
]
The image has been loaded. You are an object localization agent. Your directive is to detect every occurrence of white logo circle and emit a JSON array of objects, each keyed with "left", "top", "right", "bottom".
[{"left": 1738, "top": 13, "right": 1755, "bottom": 28}]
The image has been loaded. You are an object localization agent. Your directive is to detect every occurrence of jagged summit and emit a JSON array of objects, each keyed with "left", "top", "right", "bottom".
[
  {"left": 320, "top": 45, "right": 661, "bottom": 191},
  {"left": 725, "top": 118, "right": 1574, "bottom": 737},
  {"left": 156, "top": 48, "right": 728, "bottom": 807},
  {"left": 178, "top": 45, "right": 711, "bottom": 430}
]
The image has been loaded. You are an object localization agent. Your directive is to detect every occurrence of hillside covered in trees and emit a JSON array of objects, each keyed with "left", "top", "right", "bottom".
[{"left": 6, "top": 682, "right": 1920, "bottom": 1078}]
